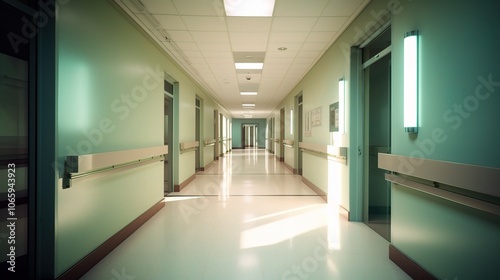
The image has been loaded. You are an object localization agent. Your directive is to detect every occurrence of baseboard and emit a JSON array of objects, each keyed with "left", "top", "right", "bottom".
[
  {"left": 283, "top": 162, "right": 297, "bottom": 174},
  {"left": 339, "top": 205, "right": 350, "bottom": 220},
  {"left": 200, "top": 160, "right": 214, "bottom": 171},
  {"left": 389, "top": 244, "right": 437, "bottom": 280},
  {"left": 174, "top": 173, "right": 196, "bottom": 192},
  {"left": 302, "top": 177, "right": 327, "bottom": 202},
  {"left": 56, "top": 199, "right": 165, "bottom": 280}
]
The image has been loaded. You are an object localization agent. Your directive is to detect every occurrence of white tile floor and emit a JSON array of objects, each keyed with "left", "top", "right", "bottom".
[{"left": 82, "top": 149, "right": 411, "bottom": 280}]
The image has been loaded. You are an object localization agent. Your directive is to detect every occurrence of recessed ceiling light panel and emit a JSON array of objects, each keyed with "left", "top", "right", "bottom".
[
  {"left": 224, "top": 0, "right": 276, "bottom": 17},
  {"left": 235, "top": 63, "right": 264, "bottom": 70},
  {"left": 240, "top": 92, "right": 258, "bottom": 95}
]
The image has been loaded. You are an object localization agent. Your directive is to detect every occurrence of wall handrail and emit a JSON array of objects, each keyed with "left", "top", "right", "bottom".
[
  {"left": 204, "top": 139, "right": 216, "bottom": 147},
  {"left": 65, "top": 145, "right": 168, "bottom": 188},
  {"left": 180, "top": 141, "right": 199, "bottom": 153},
  {"left": 378, "top": 153, "right": 500, "bottom": 198},
  {"left": 385, "top": 173, "right": 500, "bottom": 217},
  {"left": 283, "top": 139, "right": 294, "bottom": 148},
  {"left": 299, "top": 142, "right": 347, "bottom": 164}
]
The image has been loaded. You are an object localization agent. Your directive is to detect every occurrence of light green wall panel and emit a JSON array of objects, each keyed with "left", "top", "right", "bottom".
[
  {"left": 55, "top": 0, "right": 230, "bottom": 275},
  {"left": 393, "top": 185, "right": 500, "bottom": 279},
  {"left": 390, "top": 0, "right": 500, "bottom": 278},
  {"left": 302, "top": 153, "right": 328, "bottom": 194},
  {"left": 391, "top": 0, "right": 500, "bottom": 167},
  {"left": 56, "top": 163, "right": 163, "bottom": 274},
  {"left": 56, "top": 0, "right": 166, "bottom": 275},
  {"left": 268, "top": 1, "right": 500, "bottom": 278}
]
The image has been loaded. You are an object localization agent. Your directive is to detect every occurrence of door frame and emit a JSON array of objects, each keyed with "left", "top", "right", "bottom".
[
  {"left": 279, "top": 107, "right": 285, "bottom": 161},
  {"left": 295, "top": 92, "right": 303, "bottom": 175},
  {"left": 349, "top": 22, "right": 392, "bottom": 222},
  {"left": 195, "top": 96, "right": 202, "bottom": 171}
]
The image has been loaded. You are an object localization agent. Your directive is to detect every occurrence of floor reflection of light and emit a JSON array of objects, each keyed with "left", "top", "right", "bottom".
[
  {"left": 327, "top": 204, "right": 341, "bottom": 250},
  {"left": 219, "top": 176, "right": 230, "bottom": 208},
  {"left": 240, "top": 207, "right": 327, "bottom": 249},
  {"left": 163, "top": 196, "right": 203, "bottom": 202},
  {"left": 327, "top": 156, "right": 342, "bottom": 250},
  {"left": 243, "top": 204, "right": 318, "bottom": 223}
]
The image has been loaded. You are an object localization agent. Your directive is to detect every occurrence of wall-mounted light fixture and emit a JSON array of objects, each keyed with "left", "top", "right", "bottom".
[
  {"left": 338, "top": 78, "right": 345, "bottom": 134},
  {"left": 404, "top": 30, "right": 418, "bottom": 133}
]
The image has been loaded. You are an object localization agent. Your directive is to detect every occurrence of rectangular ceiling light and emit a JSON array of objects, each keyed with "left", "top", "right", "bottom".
[
  {"left": 242, "top": 103, "right": 255, "bottom": 107},
  {"left": 241, "top": 92, "right": 258, "bottom": 95},
  {"left": 224, "top": 0, "right": 275, "bottom": 17},
  {"left": 235, "top": 63, "right": 264, "bottom": 70}
]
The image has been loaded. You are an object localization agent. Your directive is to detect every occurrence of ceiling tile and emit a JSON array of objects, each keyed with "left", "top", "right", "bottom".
[
  {"left": 203, "top": 51, "right": 234, "bottom": 61},
  {"left": 229, "top": 32, "right": 269, "bottom": 52},
  {"left": 264, "top": 56, "right": 293, "bottom": 65},
  {"left": 322, "top": 0, "right": 367, "bottom": 16},
  {"left": 141, "top": 0, "right": 178, "bottom": 14},
  {"left": 205, "top": 56, "right": 234, "bottom": 65},
  {"left": 191, "top": 31, "right": 230, "bottom": 43},
  {"left": 226, "top": 17, "right": 273, "bottom": 32},
  {"left": 187, "top": 56, "right": 207, "bottom": 64},
  {"left": 182, "top": 16, "right": 227, "bottom": 31},
  {"left": 269, "top": 32, "right": 309, "bottom": 44},
  {"left": 313, "top": 17, "right": 348, "bottom": 32},
  {"left": 174, "top": 42, "right": 200, "bottom": 51},
  {"left": 197, "top": 42, "right": 231, "bottom": 51},
  {"left": 274, "top": 0, "right": 329, "bottom": 16},
  {"left": 271, "top": 17, "right": 317, "bottom": 32},
  {"left": 155, "top": 15, "right": 186, "bottom": 30},
  {"left": 172, "top": 0, "right": 224, "bottom": 16},
  {"left": 183, "top": 50, "right": 204, "bottom": 58},
  {"left": 166, "top": 30, "right": 194, "bottom": 42}
]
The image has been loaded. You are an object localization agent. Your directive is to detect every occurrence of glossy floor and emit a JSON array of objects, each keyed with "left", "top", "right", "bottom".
[{"left": 82, "top": 149, "right": 411, "bottom": 280}]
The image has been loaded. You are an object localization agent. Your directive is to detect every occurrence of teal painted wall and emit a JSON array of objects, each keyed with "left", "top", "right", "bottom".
[
  {"left": 267, "top": 0, "right": 500, "bottom": 278},
  {"left": 390, "top": 0, "right": 500, "bottom": 278},
  {"left": 392, "top": 0, "right": 500, "bottom": 167},
  {"left": 57, "top": 1, "right": 164, "bottom": 275},
  {"left": 55, "top": 0, "right": 230, "bottom": 275},
  {"left": 232, "top": 119, "right": 267, "bottom": 148}
]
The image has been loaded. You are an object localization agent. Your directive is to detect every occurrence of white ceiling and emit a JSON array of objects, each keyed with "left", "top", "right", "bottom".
[{"left": 116, "top": 0, "right": 370, "bottom": 118}]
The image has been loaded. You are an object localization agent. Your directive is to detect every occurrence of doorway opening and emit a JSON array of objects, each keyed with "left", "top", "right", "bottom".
[
  {"left": 361, "top": 26, "right": 392, "bottom": 240},
  {"left": 279, "top": 107, "right": 285, "bottom": 161},
  {"left": 0, "top": 1, "right": 37, "bottom": 277},
  {"left": 242, "top": 124, "right": 258, "bottom": 148},
  {"left": 269, "top": 118, "right": 275, "bottom": 154},
  {"left": 164, "top": 82, "right": 174, "bottom": 194},
  {"left": 195, "top": 97, "right": 201, "bottom": 171},
  {"left": 296, "top": 94, "right": 303, "bottom": 175}
]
